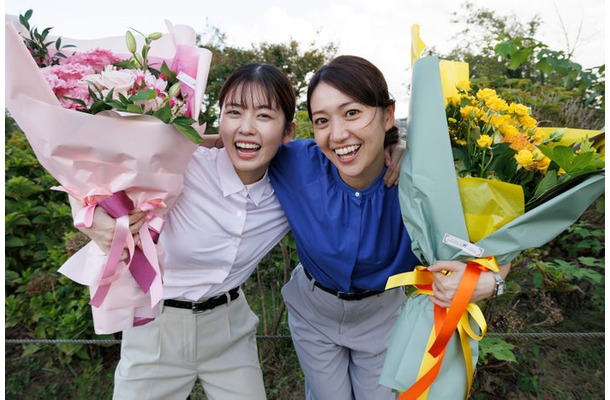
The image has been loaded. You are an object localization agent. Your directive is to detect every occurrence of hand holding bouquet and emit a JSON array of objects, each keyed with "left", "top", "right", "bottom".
[{"left": 5, "top": 10, "right": 213, "bottom": 334}]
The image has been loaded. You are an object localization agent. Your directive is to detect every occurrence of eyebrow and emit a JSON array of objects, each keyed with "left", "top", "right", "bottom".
[
  {"left": 311, "top": 101, "right": 358, "bottom": 116},
  {"left": 225, "top": 101, "right": 276, "bottom": 111}
]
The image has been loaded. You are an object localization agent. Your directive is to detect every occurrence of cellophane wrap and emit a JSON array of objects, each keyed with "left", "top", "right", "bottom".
[
  {"left": 380, "top": 56, "right": 604, "bottom": 398},
  {"left": 5, "top": 16, "right": 213, "bottom": 334}
]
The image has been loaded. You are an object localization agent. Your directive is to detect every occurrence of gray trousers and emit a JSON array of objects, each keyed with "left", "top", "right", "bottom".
[{"left": 282, "top": 265, "right": 404, "bottom": 400}]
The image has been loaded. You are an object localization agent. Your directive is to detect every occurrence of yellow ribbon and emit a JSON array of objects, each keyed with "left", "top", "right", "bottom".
[{"left": 386, "top": 257, "right": 499, "bottom": 400}]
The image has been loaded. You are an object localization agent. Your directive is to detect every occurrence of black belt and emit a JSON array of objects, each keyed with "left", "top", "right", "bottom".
[
  {"left": 163, "top": 287, "right": 240, "bottom": 313},
  {"left": 303, "top": 269, "right": 383, "bottom": 301}
]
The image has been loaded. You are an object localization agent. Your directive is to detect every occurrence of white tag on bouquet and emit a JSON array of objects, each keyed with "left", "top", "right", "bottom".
[
  {"left": 442, "top": 233, "right": 484, "bottom": 257},
  {"left": 177, "top": 71, "right": 197, "bottom": 90}
]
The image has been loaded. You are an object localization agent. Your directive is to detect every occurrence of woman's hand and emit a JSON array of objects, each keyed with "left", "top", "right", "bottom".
[
  {"left": 69, "top": 195, "right": 146, "bottom": 256},
  {"left": 427, "top": 260, "right": 510, "bottom": 307},
  {"left": 383, "top": 139, "right": 406, "bottom": 187}
]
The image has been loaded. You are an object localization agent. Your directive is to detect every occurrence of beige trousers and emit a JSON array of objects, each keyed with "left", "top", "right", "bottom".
[{"left": 113, "top": 289, "right": 266, "bottom": 400}]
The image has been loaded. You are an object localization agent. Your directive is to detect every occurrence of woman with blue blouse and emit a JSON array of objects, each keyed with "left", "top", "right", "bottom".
[
  {"left": 269, "top": 56, "right": 505, "bottom": 400},
  {"left": 268, "top": 55, "right": 416, "bottom": 399}
]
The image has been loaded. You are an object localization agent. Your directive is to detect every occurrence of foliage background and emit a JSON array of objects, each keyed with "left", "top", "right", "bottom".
[{"left": 5, "top": 3, "right": 604, "bottom": 399}]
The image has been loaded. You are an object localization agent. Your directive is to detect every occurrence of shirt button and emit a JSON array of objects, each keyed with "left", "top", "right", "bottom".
[
  {"left": 236, "top": 210, "right": 243, "bottom": 216},
  {"left": 355, "top": 192, "right": 360, "bottom": 197}
]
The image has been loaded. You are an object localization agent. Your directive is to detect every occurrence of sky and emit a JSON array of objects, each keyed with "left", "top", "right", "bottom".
[{"left": 3, "top": 0, "right": 606, "bottom": 118}]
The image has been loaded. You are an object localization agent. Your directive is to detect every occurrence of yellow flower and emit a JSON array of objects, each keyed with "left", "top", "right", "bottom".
[
  {"left": 515, "top": 149, "right": 535, "bottom": 167},
  {"left": 518, "top": 114, "right": 537, "bottom": 129},
  {"left": 536, "top": 156, "right": 551, "bottom": 172},
  {"left": 448, "top": 117, "right": 457, "bottom": 124},
  {"left": 532, "top": 148, "right": 546, "bottom": 161},
  {"left": 488, "top": 113, "right": 505, "bottom": 127},
  {"left": 485, "top": 97, "right": 509, "bottom": 112},
  {"left": 532, "top": 129, "right": 549, "bottom": 145},
  {"left": 500, "top": 125, "right": 520, "bottom": 137},
  {"left": 460, "top": 105, "right": 476, "bottom": 119},
  {"left": 448, "top": 96, "right": 461, "bottom": 106},
  {"left": 477, "top": 135, "right": 493, "bottom": 148},
  {"left": 509, "top": 103, "right": 529, "bottom": 116},
  {"left": 476, "top": 88, "right": 497, "bottom": 102},
  {"left": 457, "top": 80, "right": 471, "bottom": 92}
]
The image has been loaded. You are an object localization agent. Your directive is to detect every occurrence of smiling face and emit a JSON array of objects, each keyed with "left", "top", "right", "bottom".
[
  {"left": 219, "top": 84, "right": 293, "bottom": 184},
  {"left": 310, "top": 82, "right": 395, "bottom": 189}
]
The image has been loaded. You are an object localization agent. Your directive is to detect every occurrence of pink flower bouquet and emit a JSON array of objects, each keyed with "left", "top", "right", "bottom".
[{"left": 5, "top": 14, "right": 213, "bottom": 334}]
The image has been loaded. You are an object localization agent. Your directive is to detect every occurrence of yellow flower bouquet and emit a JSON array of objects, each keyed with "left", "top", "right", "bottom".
[
  {"left": 446, "top": 80, "right": 604, "bottom": 242},
  {"left": 380, "top": 27, "right": 604, "bottom": 400}
]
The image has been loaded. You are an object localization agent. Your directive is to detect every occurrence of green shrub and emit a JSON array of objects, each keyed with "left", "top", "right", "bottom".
[{"left": 5, "top": 123, "right": 105, "bottom": 366}]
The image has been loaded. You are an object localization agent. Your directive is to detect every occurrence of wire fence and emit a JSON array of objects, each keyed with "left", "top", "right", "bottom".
[{"left": 5, "top": 331, "right": 604, "bottom": 346}]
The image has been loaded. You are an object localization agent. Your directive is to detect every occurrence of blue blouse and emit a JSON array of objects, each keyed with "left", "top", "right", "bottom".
[{"left": 269, "top": 139, "right": 419, "bottom": 292}]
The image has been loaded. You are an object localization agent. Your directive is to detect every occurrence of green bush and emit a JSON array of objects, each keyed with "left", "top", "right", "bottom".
[{"left": 5, "top": 123, "right": 107, "bottom": 363}]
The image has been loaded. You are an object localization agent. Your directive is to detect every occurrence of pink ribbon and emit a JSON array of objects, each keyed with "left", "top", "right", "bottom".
[
  {"left": 80, "top": 191, "right": 165, "bottom": 310},
  {"left": 72, "top": 188, "right": 115, "bottom": 229},
  {"left": 133, "top": 317, "right": 156, "bottom": 327}
]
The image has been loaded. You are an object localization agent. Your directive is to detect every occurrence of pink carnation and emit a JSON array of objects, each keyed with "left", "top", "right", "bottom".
[
  {"left": 42, "top": 64, "right": 96, "bottom": 110},
  {"left": 57, "top": 86, "right": 93, "bottom": 110},
  {"left": 61, "top": 48, "right": 125, "bottom": 72},
  {"left": 43, "top": 63, "right": 95, "bottom": 81}
]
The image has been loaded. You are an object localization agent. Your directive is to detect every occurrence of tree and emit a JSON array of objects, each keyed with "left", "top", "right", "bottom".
[
  {"left": 197, "top": 27, "right": 337, "bottom": 134},
  {"left": 442, "top": 1, "right": 604, "bottom": 127}
]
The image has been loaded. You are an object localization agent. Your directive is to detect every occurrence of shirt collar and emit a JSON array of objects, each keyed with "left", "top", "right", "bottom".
[
  {"left": 217, "top": 148, "right": 271, "bottom": 206},
  {"left": 245, "top": 172, "right": 271, "bottom": 207}
]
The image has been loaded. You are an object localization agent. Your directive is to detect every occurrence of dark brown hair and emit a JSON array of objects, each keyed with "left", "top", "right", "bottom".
[
  {"left": 306, "top": 55, "right": 399, "bottom": 147},
  {"left": 219, "top": 63, "right": 296, "bottom": 133}
]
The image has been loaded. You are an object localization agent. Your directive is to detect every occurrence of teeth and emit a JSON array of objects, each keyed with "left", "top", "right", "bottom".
[
  {"left": 236, "top": 142, "right": 260, "bottom": 150},
  {"left": 335, "top": 144, "right": 360, "bottom": 156}
]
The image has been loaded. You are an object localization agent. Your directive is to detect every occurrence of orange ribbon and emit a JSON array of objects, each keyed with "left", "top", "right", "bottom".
[{"left": 385, "top": 257, "right": 499, "bottom": 400}]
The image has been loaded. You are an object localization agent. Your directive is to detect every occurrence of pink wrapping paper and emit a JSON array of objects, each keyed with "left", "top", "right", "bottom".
[{"left": 5, "top": 17, "right": 213, "bottom": 334}]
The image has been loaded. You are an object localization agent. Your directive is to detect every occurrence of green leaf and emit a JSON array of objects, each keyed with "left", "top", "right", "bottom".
[
  {"left": 124, "top": 104, "right": 144, "bottom": 114},
  {"left": 5, "top": 236, "right": 26, "bottom": 248},
  {"left": 128, "top": 89, "right": 157, "bottom": 102},
  {"left": 494, "top": 40, "right": 517, "bottom": 58},
  {"left": 172, "top": 116, "right": 198, "bottom": 125},
  {"left": 86, "top": 81, "right": 104, "bottom": 101},
  {"left": 509, "top": 49, "right": 530, "bottom": 70},
  {"left": 535, "top": 58, "right": 553, "bottom": 75},
  {"left": 532, "top": 171, "right": 558, "bottom": 199},
  {"left": 113, "top": 60, "right": 136, "bottom": 69},
  {"left": 152, "top": 103, "right": 172, "bottom": 122},
  {"left": 171, "top": 122, "right": 203, "bottom": 144},
  {"left": 22, "top": 344, "right": 41, "bottom": 357},
  {"left": 104, "top": 100, "right": 128, "bottom": 110},
  {"left": 480, "top": 337, "right": 517, "bottom": 363},
  {"left": 61, "top": 96, "right": 89, "bottom": 110},
  {"left": 160, "top": 61, "right": 176, "bottom": 81},
  {"left": 538, "top": 145, "right": 604, "bottom": 175},
  {"left": 578, "top": 257, "right": 605, "bottom": 269},
  {"left": 19, "top": 10, "right": 33, "bottom": 30},
  {"left": 118, "top": 92, "right": 130, "bottom": 104},
  {"left": 90, "top": 101, "right": 112, "bottom": 114},
  {"left": 104, "top": 88, "right": 116, "bottom": 102}
]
